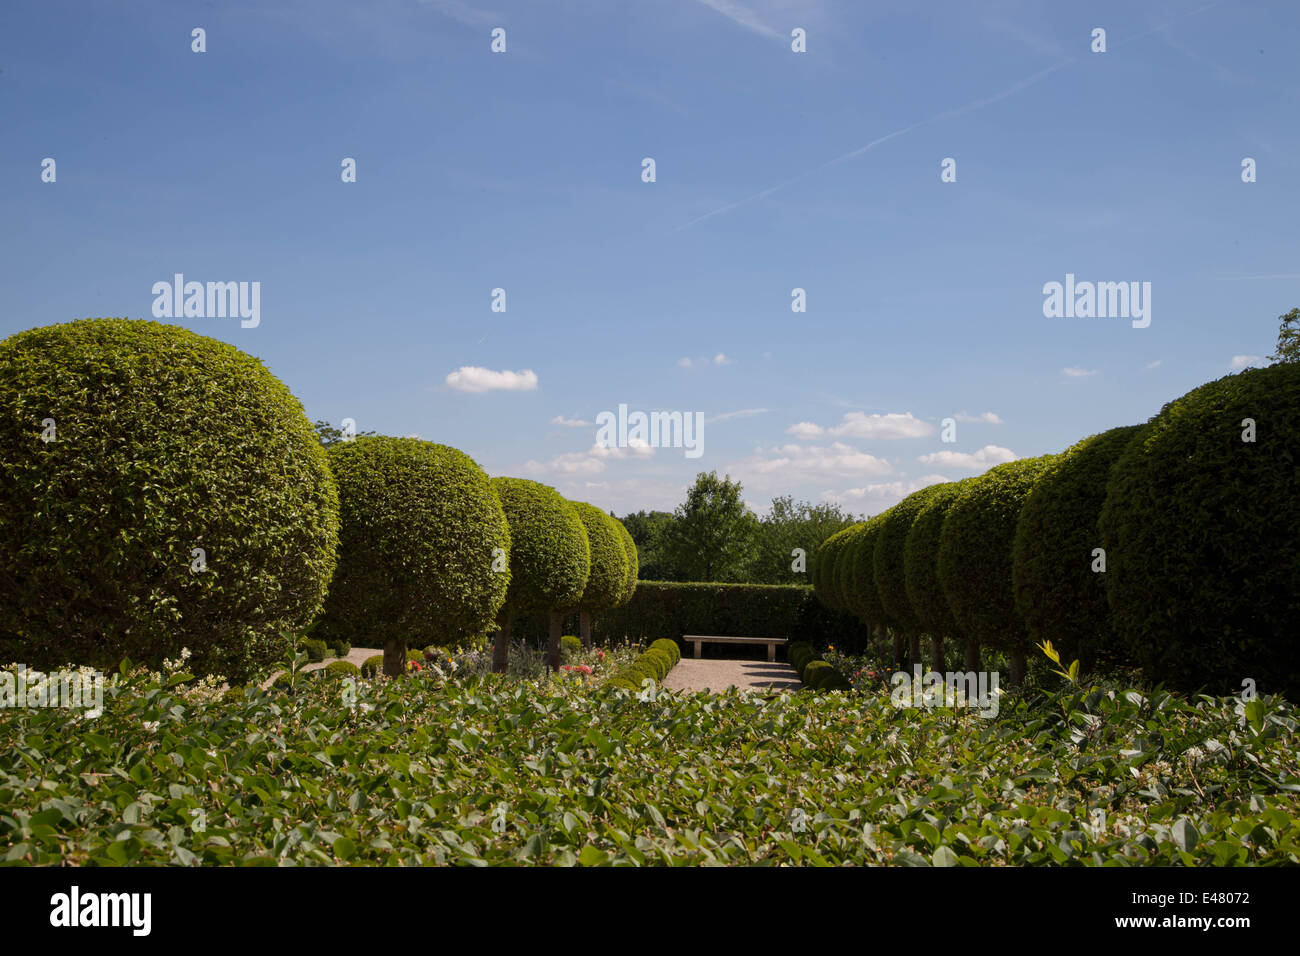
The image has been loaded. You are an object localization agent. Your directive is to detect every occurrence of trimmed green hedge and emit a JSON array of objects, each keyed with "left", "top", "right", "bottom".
[
  {"left": 585, "top": 582, "right": 869, "bottom": 655},
  {"left": 314, "top": 437, "right": 510, "bottom": 665},
  {"left": 606, "top": 639, "right": 682, "bottom": 692},
  {"left": 1100, "top": 364, "right": 1300, "bottom": 697},
  {"left": 1012, "top": 425, "right": 1143, "bottom": 670},
  {"left": 0, "top": 317, "right": 339, "bottom": 682},
  {"left": 937, "top": 456, "right": 1058, "bottom": 683},
  {"left": 787, "top": 640, "right": 851, "bottom": 691}
]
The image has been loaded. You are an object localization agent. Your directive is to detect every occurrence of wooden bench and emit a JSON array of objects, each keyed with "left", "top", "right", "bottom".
[{"left": 683, "top": 635, "right": 788, "bottom": 662}]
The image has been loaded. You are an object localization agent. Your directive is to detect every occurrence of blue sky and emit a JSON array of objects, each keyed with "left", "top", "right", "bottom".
[{"left": 4, "top": 0, "right": 1298, "bottom": 515}]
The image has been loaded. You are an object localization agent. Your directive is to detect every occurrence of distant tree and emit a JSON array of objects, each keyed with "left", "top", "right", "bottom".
[
  {"left": 1270, "top": 307, "right": 1300, "bottom": 364},
  {"left": 748, "top": 495, "right": 861, "bottom": 584},
  {"left": 660, "top": 471, "right": 758, "bottom": 582},
  {"left": 314, "top": 419, "right": 376, "bottom": 446},
  {"left": 619, "top": 509, "right": 677, "bottom": 580}
]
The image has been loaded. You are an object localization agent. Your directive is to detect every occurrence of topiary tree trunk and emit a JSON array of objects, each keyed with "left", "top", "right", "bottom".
[
  {"left": 383, "top": 638, "right": 406, "bottom": 678},
  {"left": 547, "top": 610, "right": 563, "bottom": 671},
  {"left": 493, "top": 614, "right": 511, "bottom": 674},
  {"left": 929, "top": 633, "right": 945, "bottom": 673},
  {"left": 964, "top": 639, "right": 980, "bottom": 672},
  {"left": 908, "top": 633, "right": 922, "bottom": 668},
  {"left": 580, "top": 610, "right": 592, "bottom": 650},
  {"left": 1009, "top": 648, "right": 1027, "bottom": 688},
  {"left": 892, "top": 631, "right": 906, "bottom": 671}
]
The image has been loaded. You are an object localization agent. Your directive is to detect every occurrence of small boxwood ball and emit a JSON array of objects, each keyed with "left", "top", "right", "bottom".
[{"left": 0, "top": 318, "right": 338, "bottom": 681}]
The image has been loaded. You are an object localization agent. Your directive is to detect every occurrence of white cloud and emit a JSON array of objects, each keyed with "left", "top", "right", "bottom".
[
  {"left": 786, "top": 411, "right": 934, "bottom": 441},
  {"left": 713, "top": 353, "right": 734, "bottom": 365},
  {"left": 676, "top": 357, "right": 693, "bottom": 368},
  {"left": 416, "top": 0, "right": 499, "bottom": 28},
  {"left": 692, "top": 0, "right": 783, "bottom": 39},
  {"left": 916, "top": 445, "right": 1018, "bottom": 470},
  {"left": 444, "top": 366, "right": 538, "bottom": 393},
  {"left": 1230, "top": 354, "right": 1264, "bottom": 371},
  {"left": 1062, "top": 367, "right": 1096, "bottom": 378},
  {"left": 706, "top": 408, "right": 771, "bottom": 424},
  {"left": 525, "top": 440, "right": 654, "bottom": 476},
  {"left": 1145, "top": 359, "right": 1163, "bottom": 369},
  {"left": 728, "top": 442, "right": 895, "bottom": 490},
  {"left": 822, "top": 474, "right": 949, "bottom": 512},
  {"left": 550, "top": 415, "right": 592, "bottom": 427},
  {"left": 953, "top": 411, "right": 1003, "bottom": 424}
]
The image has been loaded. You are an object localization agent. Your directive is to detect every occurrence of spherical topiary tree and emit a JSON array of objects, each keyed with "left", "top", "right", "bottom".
[
  {"left": 845, "top": 516, "right": 898, "bottom": 665},
  {"left": 1012, "top": 425, "right": 1144, "bottom": 672},
  {"left": 904, "top": 481, "right": 975, "bottom": 670},
  {"left": 315, "top": 436, "right": 510, "bottom": 677},
  {"left": 613, "top": 517, "right": 639, "bottom": 606},
  {"left": 1100, "top": 364, "right": 1300, "bottom": 697},
  {"left": 937, "top": 456, "right": 1057, "bottom": 687},
  {"left": 490, "top": 478, "right": 591, "bottom": 672},
  {"left": 0, "top": 318, "right": 338, "bottom": 681},
  {"left": 874, "top": 484, "right": 949, "bottom": 670},
  {"left": 813, "top": 526, "right": 853, "bottom": 610},
  {"left": 570, "top": 501, "right": 630, "bottom": 649}
]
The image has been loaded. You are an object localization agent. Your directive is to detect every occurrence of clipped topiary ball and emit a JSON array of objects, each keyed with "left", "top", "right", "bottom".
[
  {"left": 571, "top": 502, "right": 628, "bottom": 614},
  {"left": 314, "top": 437, "right": 510, "bottom": 676},
  {"left": 846, "top": 517, "right": 888, "bottom": 630},
  {"left": 1012, "top": 425, "right": 1144, "bottom": 671},
  {"left": 903, "top": 481, "right": 971, "bottom": 663},
  {"left": 492, "top": 478, "right": 590, "bottom": 616},
  {"left": 937, "top": 456, "right": 1058, "bottom": 685},
  {"left": 1100, "top": 364, "right": 1300, "bottom": 696},
  {"left": 873, "top": 484, "right": 948, "bottom": 638},
  {"left": 612, "top": 518, "right": 639, "bottom": 606},
  {"left": 0, "top": 318, "right": 338, "bottom": 681}
]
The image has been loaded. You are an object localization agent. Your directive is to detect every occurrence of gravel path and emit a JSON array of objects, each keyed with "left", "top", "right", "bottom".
[{"left": 661, "top": 658, "right": 802, "bottom": 693}]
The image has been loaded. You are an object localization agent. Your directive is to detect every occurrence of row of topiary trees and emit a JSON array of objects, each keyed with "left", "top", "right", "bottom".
[
  {"left": 814, "top": 361, "right": 1299, "bottom": 698},
  {"left": 0, "top": 318, "right": 637, "bottom": 681}
]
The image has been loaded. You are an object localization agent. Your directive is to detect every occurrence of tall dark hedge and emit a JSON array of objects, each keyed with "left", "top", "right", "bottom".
[
  {"left": 904, "top": 480, "right": 968, "bottom": 661},
  {"left": 571, "top": 501, "right": 628, "bottom": 613},
  {"left": 315, "top": 437, "right": 509, "bottom": 674},
  {"left": 1100, "top": 363, "right": 1300, "bottom": 697},
  {"left": 937, "top": 456, "right": 1057, "bottom": 685},
  {"left": 0, "top": 318, "right": 338, "bottom": 681},
  {"left": 1012, "top": 425, "right": 1143, "bottom": 671},
  {"left": 587, "top": 581, "right": 870, "bottom": 655}
]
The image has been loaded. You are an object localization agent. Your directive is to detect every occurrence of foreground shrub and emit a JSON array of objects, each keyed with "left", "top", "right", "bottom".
[
  {"left": 315, "top": 437, "right": 510, "bottom": 677},
  {"left": 2, "top": 663, "right": 1297, "bottom": 865},
  {"left": 1100, "top": 364, "right": 1300, "bottom": 697},
  {"left": 1012, "top": 425, "right": 1144, "bottom": 671},
  {"left": 937, "top": 456, "right": 1058, "bottom": 686},
  {"left": 491, "top": 478, "right": 591, "bottom": 672},
  {"left": 0, "top": 318, "right": 339, "bottom": 682}
]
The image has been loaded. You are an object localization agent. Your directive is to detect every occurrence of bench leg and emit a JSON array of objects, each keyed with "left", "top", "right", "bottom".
[
  {"left": 768, "top": 644, "right": 776, "bottom": 662},
  {"left": 694, "top": 641, "right": 702, "bottom": 659}
]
